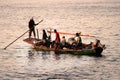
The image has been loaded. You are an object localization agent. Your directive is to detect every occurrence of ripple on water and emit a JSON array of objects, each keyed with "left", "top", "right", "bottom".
[{"left": 0, "top": 0, "right": 120, "bottom": 80}]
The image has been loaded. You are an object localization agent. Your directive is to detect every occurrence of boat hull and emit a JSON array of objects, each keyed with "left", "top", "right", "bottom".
[{"left": 23, "top": 38, "right": 103, "bottom": 56}]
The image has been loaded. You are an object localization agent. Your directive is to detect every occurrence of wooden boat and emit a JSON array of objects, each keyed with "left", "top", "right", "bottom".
[{"left": 23, "top": 38, "right": 105, "bottom": 56}]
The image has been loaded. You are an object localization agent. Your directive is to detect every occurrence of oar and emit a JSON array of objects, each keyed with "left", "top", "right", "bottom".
[
  {"left": 47, "top": 30, "right": 95, "bottom": 38},
  {"left": 4, "top": 19, "right": 43, "bottom": 50}
]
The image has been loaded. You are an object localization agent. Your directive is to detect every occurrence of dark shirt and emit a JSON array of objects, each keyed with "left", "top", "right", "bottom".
[
  {"left": 42, "top": 30, "right": 47, "bottom": 40},
  {"left": 29, "top": 19, "right": 35, "bottom": 29}
]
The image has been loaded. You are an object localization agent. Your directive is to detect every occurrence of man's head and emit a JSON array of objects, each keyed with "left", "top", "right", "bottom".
[
  {"left": 30, "top": 17, "right": 34, "bottom": 20},
  {"left": 54, "top": 29, "right": 57, "bottom": 33},
  {"left": 76, "top": 33, "right": 79, "bottom": 36}
]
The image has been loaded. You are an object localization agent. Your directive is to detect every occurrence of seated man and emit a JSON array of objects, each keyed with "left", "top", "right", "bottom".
[
  {"left": 61, "top": 36, "right": 67, "bottom": 49},
  {"left": 75, "top": 32, "right": 82, "bottom": 49},
  {"left": 92, "top": 39, "right": 106, "bottom": 49}
]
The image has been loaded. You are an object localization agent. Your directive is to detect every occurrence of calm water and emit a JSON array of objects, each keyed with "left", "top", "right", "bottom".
[{"left": 0, "top": 0, "right": 120, "bottom": 80}]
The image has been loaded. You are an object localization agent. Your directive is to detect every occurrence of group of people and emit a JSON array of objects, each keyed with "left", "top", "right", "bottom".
[
  {"left": 42, "top": 29, "right": 83, "bottom": 50},
  {"left": 28, "top": 17, "right": 104, "bottom": 50}
]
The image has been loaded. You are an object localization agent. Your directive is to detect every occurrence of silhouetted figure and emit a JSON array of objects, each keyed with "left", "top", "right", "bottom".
[
  {"left": 28, "top": 17, "right": 38, "bottom": 39},
  {"left": 42, "top": 29, "right": 51, "bottom": 48},
  {"left": 42, "top": 29, "right": 47, "bottom": 41}
]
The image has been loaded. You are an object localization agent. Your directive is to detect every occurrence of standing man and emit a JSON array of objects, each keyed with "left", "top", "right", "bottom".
[
  {"left": 28, "top": 17, "right": 38, "bottom": 39},
  {"left": 54, "top": 29, "right": 60, "bottom": 50}
]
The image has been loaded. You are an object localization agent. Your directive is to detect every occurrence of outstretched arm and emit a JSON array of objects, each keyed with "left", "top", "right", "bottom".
[{"left": 35, "top": 20, "right": 44, "bottom": 26}]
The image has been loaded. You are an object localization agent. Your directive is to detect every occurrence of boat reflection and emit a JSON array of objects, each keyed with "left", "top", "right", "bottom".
[{"left": 28, "top": 49, "right": 61, "bottom": 60}]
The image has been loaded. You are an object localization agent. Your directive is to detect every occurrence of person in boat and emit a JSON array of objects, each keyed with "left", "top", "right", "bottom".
[
  {"left": 42, "top": 29, "right": 48, "bottom": 42},
  {"left": 35, "top": 29, "right": 48, "bottom": 46},
  {"left": 42, "top": 29, "right": 51, "bottom": 47},
  {"left": 92, "top": 39, "right": 105, "bottom": 49},
  {"left": 28, "top": 17, "right": 38, "bottom": 39},
  {"left": 61, "top": 36, "right": 67, "bottom": 49},
  {"left": 54, "top": 29, "right": 60, "bottom": 50},
  {"left": 75, "top": 32, "right": 82, "bottom": 49},
  {"left": 67, "top": 37, "right": 76, "bottom": 49}
]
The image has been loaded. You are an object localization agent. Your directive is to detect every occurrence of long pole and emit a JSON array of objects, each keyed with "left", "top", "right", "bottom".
[
  {"left": 4, "top": 30, "right": 29, "bottom": 50},
  {"left": 4, "top": 19, "right": 43, "bottom": 50},
  {"left": 47, "top": 30, "right": 95, "bottom": 38}
]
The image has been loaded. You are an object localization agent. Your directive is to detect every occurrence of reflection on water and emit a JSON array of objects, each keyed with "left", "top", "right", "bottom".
[
  {"left": 28, "top": 50, "right": 60, "bottom": 60},
  {"left": 0, "top": 46, "right": 120, "bottom": 79}
]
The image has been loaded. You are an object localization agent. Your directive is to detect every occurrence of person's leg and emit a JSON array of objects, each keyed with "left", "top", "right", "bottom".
[
  {"left": 29, "top": 30, "right": 32, "bottom": 39},
  {"left": 33, "top": 29, "right": 36, "bottom": 38}
]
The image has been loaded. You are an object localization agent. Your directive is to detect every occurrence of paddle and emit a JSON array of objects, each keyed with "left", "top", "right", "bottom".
[
  {"left": 4, "top": 19, "right": 43, "bottom": 50},
  {"left": 47, "top": 30, "right": 95, "bottom": 38}
]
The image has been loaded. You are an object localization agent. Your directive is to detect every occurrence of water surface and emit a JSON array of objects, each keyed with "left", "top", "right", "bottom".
[{"left": 0, "top": 0, "right": 120, "bottom": 80}]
